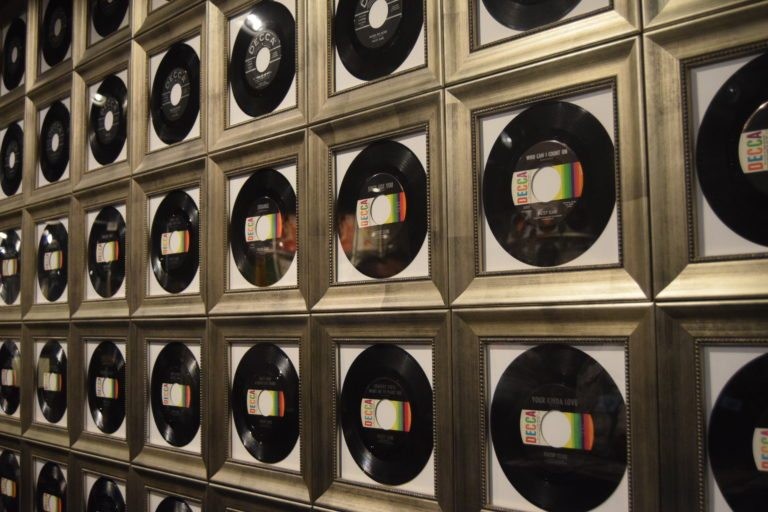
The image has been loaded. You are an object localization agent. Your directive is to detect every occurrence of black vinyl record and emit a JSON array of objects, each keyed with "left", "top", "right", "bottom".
[
  {"left": 232, "top": 343, "right": 299, "bottom": 463},
  {"left": 336, "top": 139, "right": 427, "bottom": 279},
  {"left": 86, "top": 476, "right": 125, "bottom": 512},
  {"left": 0, "top": 122, "right": 23, "bottom": 196},
  {"left": 230, "top": 1, "right": 296, "bottom": 118},
  {"left": 482, "top": 100, "right": 615, "bottom": 267},
  {"left": 88, "top": 206, "right": 126, "bottom": 298},
  {"left": 156, "top": 496, "right": 192, "bottom": 512},
  {"left": 87, "top": 341, "right": 126, "bottom": 435},
  {"left": 36, "top": 462, "right": 66, "bottom": 512},
  {"left": 36, "top": 339, "right": 67, "bottom": 424},
  {"left": 150, "top": 342, "right": 200, "bottom": 448},
  {"left": 39, "top": 100, "right": 70, "bottom": 183},
  {"left": 0, "top": 341, "right": 20, "bottom": 415},
  {"left": 481, "top": 0, "right": 580, "bottom": 31},
  {"left": 708, "top": 352, "right": 768, "bottom": 510},
  {"left": 37, "top": 221, "right": 68, "bottom": 302},
  {"left": 0, "top": 450, "right": 19, "bottom": 512},
  {"left": 150, "top": 190, "right": 199, "bottom": 294},
  {"left": 89, "top": 75, "right": 127, "bottom": 166},
  {"left": 340, "top": 344, "right": 433, "bottom": 485},
  {"left": 2, "top": 18, "right": 25, "bottom": 91},
  {"left": 230, "top": 169, "right": 297, "bottom": 287},
  {"left": 696, "top": 51, "right": 768, "bottom": 247},
  {"left": 91, "top": 0, "right": 128, "bottom": 38},
  {"left": 490, "top": 344, "right": 626, "bottom": 512},
  {"left": 150, "top": 42, "right": 200, "bottom": 145},
  {"left": 333, "top": 0, "right": 423, "bottom": 81},
  {"left": 0, "top": 229, "right": 20, "bottom": 305},
  {"left": 41, "top": 0, "right": 72, "bottom": 67}
]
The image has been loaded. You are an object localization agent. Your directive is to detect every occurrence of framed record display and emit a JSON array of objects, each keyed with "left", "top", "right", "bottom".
[
  {"left": 453, "top": 304, "right": 658, "bottom": 512},
  {"left": 311, "top": 311, "right": 452, "bottom": 511},
  {"left": 131, "top": 0, "right": 205, "bottom": 37},
  {"left": 645, "top": 5, "right": 768, "bottom": 301},
  {"left": 207, "top": 485, "right": 310, "bottom": 512},
  {"left": 0, "top": 119, "right": 25, "bottom": 203},
  {"left": 446, "top": 38, "right": 649, "bottom": 307},
  {"left": 37, "top": 0, "right": 73, "bottom": 76},
  {"left": 309, "top": 92, "right": 448, "bottom": 311},
  {"left": 0, "top": 210, "right": 23, "bottom": 320},
  {"left": 208, "top": 0, "right": 306, "bottom": 152},
  {"left": 642, "top": 0, "right": 758, "bottom": 29},
  {"left": 0, "top": 14, "right": 26, "bottom": 100},
  {"left": 73, "top": 0, "right": 130, "bottom": 63},
  {"left": 209, "top": 315, "right": 311, "bottom": 502},
  {"left": 0, "top": 439, "right": 22, "bottom": 512},
  {"left": 208, "top": 130, "right": 308, "bottom": 315},
  {"left": 68, "top": 455, "right": 128, "bottom": 512},
  {"left": 34, "top": 217, "right": 69, "bottom": 305},
  {"left": 130, "top": 319, "right": 208, "bottom": 481},
  {"left": 0, "top": 325, "right": 22, "bottom": 436},
  {"left": 29, "top": 447, "right": 69, "bottom": 512},
  {"left": 127, "top": 466, "right": 207, "bottom": 512}
]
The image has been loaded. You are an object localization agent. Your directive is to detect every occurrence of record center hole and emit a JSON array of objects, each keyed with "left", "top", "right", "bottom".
[
  {"left": 10, "top": 47, "right": 18, "bottom": 63},
  {"left": 375, "top": 399, "right": 397, "bottom": 429},
  {"left": 541, "top": 410, "right": 571, "bottom": 448},
  {"left": 254, "top": 215, "right": 274, "bottom": 241},
  {"left": 54, "top": 18, "right": 62, "bottom": 37},
  {"left": 257, "top": 390, "right": 272, "bottom": 415},
  {"left": 532, "top": 166, "right": 562, "bottom": 202},
  {"left": 104, "top": 111, "right": 114, "bottom": 131},
  {"left": 51, "top": 133, "right": 60, "bottom": 152},
  {"left": 8, "top": 152, "right": 15, "bottom": 168},
  {"left": 170, "top": 83, "right": 182, "bottom": 106},
  {"left": 370, "top": 195, "right": 393, "bottom": 225},
  {"left": 255, "top": 47, "right": 271, "bottom": 73},
  {"left": 368, "top": 0, "right": 389, "bottom": 29}
]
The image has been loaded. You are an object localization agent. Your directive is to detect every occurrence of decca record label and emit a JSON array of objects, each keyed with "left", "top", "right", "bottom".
[
  {"left": 753, "top": 428, "right": 768, "bottom": 471},
  {"left": 247, "top": 389, "right": 284, "bottom": 416},
  {"left": 161, "top": 68, "right": 191, "bottom": 122},
  {"left": 0, "top": 477, "right": 15, "bottom": 497},
  {"left": 1, "top": 369, "right": 16, "bottom": 387},
  {"left": 95, "top": 376, "right": 118, "bottom": 399},
  {"left": 162, "top": 382, "right": 191, "bottom": 408},
  {"left": 353, "top": 0, "right": 403, "bottom": 50},
  {"left": 245, "top": 29, "right": 282, "bottom": 91},
  {"left": 95, "top": 241, "right": 119, "bottom": 263},
  {"left": 40, "top": 371, "right": 62, "bottom": 391},
  {"left": 1, "top": 258, "right": 18, "bottom": 276},
  {"left": 356, "top": 192, "right": 406, "bottom": 228},
  {"left": 43, "top": 250, "right": 63, "bottom": 271},
  {"left": 160, "top": 230, "right": 189, "bottom": 255},
  {"left": 41, "top": 492, "right": 61, "bottom": 512},
  {"left": 739, "top": 128, "right": 768, "bottom": 174},
  {"left": 360, "top": 397, "right": 411, "bottom": 431},
  {"left": 520, "top": 409, "right": 594, "bottom": 450},
  {"left": 244, "top": 213, "right": 282, "bottom": 242}
]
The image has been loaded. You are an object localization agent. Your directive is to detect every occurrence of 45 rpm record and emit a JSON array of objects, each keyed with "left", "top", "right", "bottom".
[
  {"left": 340, "top": 344, "right": 433, "bottom": 485},
  {"left": 91, "top": 0, "right": 128, "bottom": 38},
  {"left": 36, "top": 462, "right": 66, "bottom": 512},
  {"left": 232, "top": 343, "right": 299, "bottom": 463},
  {"left": 336, "top": 139, "right": 427, "bottom": 279},
  {"left": 0, "top": 450, "right": 20, "bottom": 512},
  {"left": 2, "top": 18, "right": 25, "bottom": 91},
  {"left": 37, "top": 222, "right": 68, "bottom": 302},
  {"left": 157, "top": 496, "right": 192, "bottom": 512},
  {"left": 39, "top": 100, "right": 70, "bottom": 183},
  {"left": 41, "top": 0, "right": 72, "bottom": 67},
  {"left": 89, "top": 75, "right": 127, "bottom": 166},
  {"left": 0, "top": 229, "right": 21, "bottom": 305},
  {"left": 87, "top": 341, "right": 126, "bottom": 434},
  {"left": 150, "top": 342, "right": 200, "bottom": 448},
  {"left": 150, "top": 42, "right": 200, "bottom": 145},
  {"left": 1, "top": 122, "right": 23, "bottom": 196},
  {"left": 230, "top": 1, "right": 296, "bottom": 118},
  {"left": 0, "top": 341, "right": 20, "bottom": 415},
  {"left": 696, "top": 51, "right": 768, "bottom": 247},
  {"left": 481, "top": 0, "right": 580, "bottom": 31},
  {"left": 483, "top": 100, "right": 615, "bottom": 267},
  {"left": 88, "top": 206, "right": 126, "bottom": 298},
  {"left": 708, "top": 352, "right": 768, "bottom": 510},
  {"left": 230, "top": 169, "right": 297, "bottom": 287},
  {"left": 333, "top": 0, "right": 423, "bottom": 81},
  {"left": 87, "top": 476, "right": 125, "bottom": 512},
  {"left": 150, "top": 190, "right": 199, "bottom": 294},
  {"left": 490, "top": 344, "right": 626, "bottom": 512},
  {"left": 36, "top": 339, "right": 67, "bottom": 424}
]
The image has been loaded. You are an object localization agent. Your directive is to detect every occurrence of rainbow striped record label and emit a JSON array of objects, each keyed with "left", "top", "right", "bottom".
[
  {"left": 360, "top": 397, "right": 412, "bottom": 432},
  {"left": 40, "top": 372, "right": 62, "bottom": 392},
  {"left": 1, "top": 369, "right": 17, "bottom": 387},
  {"left": 0, "top": 477, "right": 15, "bottom": 497},
  {"left": 245, "top": 213, "right": 282, "bottom": 243},
  {"left": 95, "top": 240, "right": 119, "bottom": 263},
  {"left": 752, "top": 428, "right": 768, "bottom": 471},
  {"left": 162, "top": 382, "right": 191, "bottom": 408},
  {"left": 520, "top": 409, "right": 594, "bottom": 451},
  {"left": 95, "top": 376, "right": 118, "bottom": 399},
  {"left": 160, "top": 230, "right": 190, "bottom": 255},
  {"left": 1, "top": 258, "right": 17, "bottom": 277},
  {"left": 356, "top": 192, "right": 407, "bottom": 228},
  {"left": 43, "top": 250, "right": 63, "bottom": 271},
  {"left": 41, "top": 492, "right": 61, "bottom": 512},
  {"left": 246, "top": 389, "right": 285, "bottom": 416}
]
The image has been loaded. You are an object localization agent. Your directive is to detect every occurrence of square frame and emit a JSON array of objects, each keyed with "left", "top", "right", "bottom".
[
  {"left": 642, "top": 0, "right": 763, "bottom": 29},
  {"left": 0, "top": 210, "right": 24, "bottom": 320},
  {"left": 27, "top": 441, "right": 70, "bottom": 512},
  {"left": 0, "top": 324, "right": 22, "bottom": 436},
  {"left": 72, "top": 0, "right": 132, "bottom": 68},
  {"left": 69, "top": 452, "right": 129, "bottom": 510},
  {"left": 128, "top": 465, "right": 208, "bottom": 511},
  {"left": 25, "top": 0, "right": 73, "bottom": 94},
  {"left": 0, "top": 436, "right": 24, "bottom": 510},
  {"left": 0, "top": 97, "right": 26, "bottom": 212}
]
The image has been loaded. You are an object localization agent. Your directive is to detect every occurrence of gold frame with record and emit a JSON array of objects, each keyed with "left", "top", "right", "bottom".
[
  {"left": 0, "top": 7, "right": 27, "bottom": 110},
  {"left": 68, "top": 452, "right": 128, "bottom": 511},
  {"left": 71, "top": 0, "right": 130, "bottom": 68},
  {"left": 0, "top": 324, "right": 22, "bottom": 436},
  {"left": 126, "top": 465, "right": 207, "bottom": 512},
  {"left": 27, "top": 443, "right": 70, "bottom": 512},
  {"left": 0, "top": 210, "right": 23, "bottom": 321},
  {"left": 0, "top": 97, "right": 25, "bottom": 212},
  {"left": 26, "top": 0, "right": 73, "bottom": 93}
]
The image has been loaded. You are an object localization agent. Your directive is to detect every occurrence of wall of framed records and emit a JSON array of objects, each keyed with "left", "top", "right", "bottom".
[{"left": 0, "top": 0, "right": 767, "bottom": 510}]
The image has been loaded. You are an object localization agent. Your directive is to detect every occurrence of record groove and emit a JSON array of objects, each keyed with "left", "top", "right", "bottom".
[
  {"left": 0, "top": 122, "right": 23, "bottom": 196},
  {"left": 88, "top": 206, "right": 126, "bottom": 298},
  {"left": 37, "top": 222, "right": 68, "bottom": 302},
  {"left": 89, "top": 75, "right": 128, "bottom": 166},
  {"left": 150, "top": 342, "right": 200, "bottom": 448},
  {"left": 0, "top": 341, "right": 20, "bottom": 416},
  {"left": 87, "top": 341, "right": 126, "bottom": 435},
  {"left": 150, "top": 190, "right": 199, "bottom": 294},
  {"left": 87, "top": 476, "right": 125, "bottom": 512},
  {"left": 41, "top": 0, "right": 72, "bottom": 67},
  {"left": 481, "top": 0, "right": 581, "bottom": 31},
  {"left": 2, "top": 18, "right": 25, "bottom": 91},
  {"left": 150, "top": 42, "right": 200, "bottom": 145},
  {"left": 36, "top": 339, "right": 67, "bottom": 424},
  {"left": 39, "top": 101, "right": 70, "bottom": 183},
  {"left": 0, "top": 229, "right": 20, "bottom": 305}
]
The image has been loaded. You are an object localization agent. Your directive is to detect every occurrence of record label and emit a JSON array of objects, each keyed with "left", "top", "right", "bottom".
[
  {"left": 86, "top": 476, "right": 125, "bottom": 512},
  {"left": 0, "top": 230, "right": 20, "bottom": 305},
  {"left": 738, "top": 103, "right": 768, "bottom": 191},
  {"left": 151, "top": 190, "right": 199, "bottom": 294},
  {"left": 150, "top": 342, "right": 200, "bottom": 447},
  {"left": 353, "top": 0, "right": 402, "bottom": 49},
  {"left": 161, "top": 230, "right": 189, "bottom": 255},
  {"left": 481, "top": 0, "right": 580, "bottom": 31},
  {"left": 2, "top": 18, "right": 25, "bottom": 90},
  {"left": 151, "top": 43, "right": 200, "bottom": 145},
  {"left": 752, "top": 428, "right": 768, "bottom": 471},
  {"left": 87, "top": 341, "right": 126, "bottom": 434},
  {"left": 244, "top": 30, "right": 282, "bottom": 91},
  {"left": 0, "top": 451, "right": 19, "bottom": 512},
  {"left": 41, "top": 0, "right": 71, "bottom": 67},
  {"left": 1, "top": 122, "right": 23, "bottom": 196},
  {"left": 1, "top": 477, "right": 15, "bottom": 498},
  {"left": 36, "top": 340, "right": 67, "bottom": 423},
  {"left": 0, "top": 341, "right": 20, "bottom": 415}
]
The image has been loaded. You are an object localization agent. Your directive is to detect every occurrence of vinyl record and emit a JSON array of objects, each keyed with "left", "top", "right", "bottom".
[
  {"left": 490, "top": 344, "right": 626, "bottom": 512},
  {"left": 39, "top": 100, "right": 70, "bottom": 183},
  {"left": 86, "top": 476, "right": 125, "bottom": 512},
  {"left": 0, "top": 229, "right": 20, "bottom": 305},
  {"left": 340, "top": 344, "right": 433, "bottom": 485},
  {"left": 41, "top": 0, "right": 72, "bottom": 67},
  {"left": 150, "top": 342, "right": 200, "bottom": 448},
  {"left": 156, "top": 496, "right": 192, "bottom": 512},
  {"left": 36, "top": 339, "right": 67, "bottom": 424},
  {"left": 36, "top": 462, "right": 66, "bottom": 512},
  {"left": 0, "top": 122, "right": 23, "bottom": 196},
  {"left": 481, "top": 0, "right": 580, "bottom": 31},
  {"left": 333, "top": 0, "right": 423, "bottom": 81},
  {"left": 87, "top": 341, "right": 126, "bottom": 434},
  {"left": 89, "top": 75, "right": 128, "bottom": 166},
  {"left": 232, "top": 343, "right": 299, "bottom": 463},
  {"left": 150, "top": 190, "right": 199, "bottom": 294},
  {"left": 482, "top": 100, "right": 615, "bottom": 267},
  {"left": 708, "top": 352, "right": 768, "bottom": 510},
  {"left": 336, "top": 139, "right": 427, "bottom": 279},
  {"left": 2, "top": 18, "right": 25, "bottom": 90},
  {"left": 0, "top": 341, "right": 20, "bottom": 415},
  {"left": 230, "top": 169, "right": 297, "bottom": 287},
  {"left": 88, "top": 206, "right": 126, "bottom": 298},
  {"left": 0, "top": 450, "right": 20, "bottom": 512},
  {"left": 696, "top": 51, "right": 768, "bottom": 247},
  {"left": 150, "top": 42, "right": 200, "bottom": 145},
  {"left": 230, "top": 1, "right": 296, "bottom": 118},
  {"left": 37, "top": 221, "right": 68, "bottom": 302},
  {"left": 91, "top": 0, "right": 128, "bottom": 38}
]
